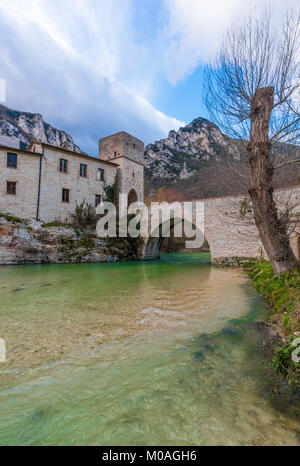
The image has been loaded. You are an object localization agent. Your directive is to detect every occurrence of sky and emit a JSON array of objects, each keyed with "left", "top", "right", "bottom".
[{"left": 0, "top": 0, "right": 298, "bottom": 154}]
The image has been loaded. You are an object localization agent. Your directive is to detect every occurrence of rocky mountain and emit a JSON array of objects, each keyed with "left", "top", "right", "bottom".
[
  {"left": 145, "top": 118, "right": 243, "bottom": 180},
  {"left": 144, "top": 117, "right": 300, "bottom": 200},
  {"left": 1, "top": 104, "right": 299, "bottom": 200},
  {"left": 0, "top": 104, "right": 81, "bottom": 153}
]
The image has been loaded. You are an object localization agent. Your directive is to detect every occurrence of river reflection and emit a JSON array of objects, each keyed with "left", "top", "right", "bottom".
[{"left": 0, "top": 254, "right": 299, "bottom": 445}]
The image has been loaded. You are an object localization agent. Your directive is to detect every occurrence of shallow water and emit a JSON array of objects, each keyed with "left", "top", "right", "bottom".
[{"left": 0, "top": 253, "right": 299, "bottom": 445}]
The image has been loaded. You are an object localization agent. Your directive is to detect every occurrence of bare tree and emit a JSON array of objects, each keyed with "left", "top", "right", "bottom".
[{"left": 204, "top": 6, "right": 300, "bottom": 275}]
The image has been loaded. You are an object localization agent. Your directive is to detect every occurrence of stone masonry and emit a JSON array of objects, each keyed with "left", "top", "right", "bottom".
[
  {"left": 99, "top": 132, "right": 144, "bottom": 203},
  {"left": 141, "top": 186, "right": 300, "bottom": 263},
  {"left": 0, "top": 131, "right": 145, "bottom": 223},
  {"left": 1, "top": 127, "right": 299, "bottom": 265}
]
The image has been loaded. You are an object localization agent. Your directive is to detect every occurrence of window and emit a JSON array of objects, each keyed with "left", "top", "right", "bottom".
[
  {"left": 97, "top": 168, "right": 105, "bottom": 181},
  {"left": 95, "top": 194, "right": 101, "bottom": 207},
  {"left": 7, "top": 181, "right": 16, "bottom": 195},
  {"left": 80, "top": 164, "right": 87, "bottom": 177},
  {"left": 59, "top": 159, "right": 68, "bottom": 173},
  {"left": 7, "top": 153, "right": 17, "bottom": 168},
  {"left": 114, "top": 151, "right": 117, "bottom": 157},
  {"left": 62, "top": 188, "right": 70, "bottom": 203}
]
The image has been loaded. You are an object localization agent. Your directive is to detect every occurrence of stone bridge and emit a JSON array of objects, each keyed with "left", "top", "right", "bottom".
[{"left": 139, "top": 185, "right": 300, "bottom": 264}]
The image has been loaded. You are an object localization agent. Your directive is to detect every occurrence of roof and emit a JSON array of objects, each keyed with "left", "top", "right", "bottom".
[
  {"left": 99, "top": 131, "right": 144, "bottom": 145},
  {"left": 110, "top": 155, "right": 145, "bottom": 167},
  {"left": 0, "top": 144, "right": 41, "bottom": 157},
  {"left": 0, "top": 142, "right": 119, "bottom": 167},
  {"left": 41, "top": 143, "right": 119, "bottom": 167}
]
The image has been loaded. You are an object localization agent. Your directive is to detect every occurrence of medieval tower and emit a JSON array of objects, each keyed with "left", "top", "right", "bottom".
[{"left": 99, "top": 131, "right": 144, "bottom": 205}]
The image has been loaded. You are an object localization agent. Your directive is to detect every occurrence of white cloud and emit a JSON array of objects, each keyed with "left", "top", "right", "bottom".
[
  {"left": 0, "top": 0, "right": 184, "bottom": 152},
  {"left": 161, "top": 0, "right": 240, "bottom": 84},
  {"left": 0, "top": 0, "right": 297, "bottom": 152},
  {"left": 161, "top": 0, "right": 300, "bottom": 85},
  {"left": 0, "top": 79, "right": 6, "bottom": 102}
]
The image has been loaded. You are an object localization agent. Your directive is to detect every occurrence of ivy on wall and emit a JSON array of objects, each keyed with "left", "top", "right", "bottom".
[{"left": 103, "top": 176, "right": 118, "bottom": 205}]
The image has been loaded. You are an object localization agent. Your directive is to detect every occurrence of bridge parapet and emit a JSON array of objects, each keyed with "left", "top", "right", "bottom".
[{"left": 139, "top": 186, "right": 300, "bottom": 263}]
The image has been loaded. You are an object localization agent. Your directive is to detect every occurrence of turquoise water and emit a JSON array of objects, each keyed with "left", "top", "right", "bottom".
[{"left": 0, "top": 253, "right": 299, "bottom": 445}]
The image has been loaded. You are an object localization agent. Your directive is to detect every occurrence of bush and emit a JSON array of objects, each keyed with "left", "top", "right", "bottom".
[
  {"left": 72, "top": 200, "right": 97, "bottom": 228},
  {"left": 245, "top": 261, "right": 300, "bottom": 318},
  {"left": 0, "top": 213, "right": 23, "bottom": 223},
  {"left": 103, "top": 178, "right": 117, "bottom": 205},
  {"left": 245, "top": 261, "right": 300, "bottom": 387},
  {"left": 272, "top": 338, "right": 300, "bottom": 388}
]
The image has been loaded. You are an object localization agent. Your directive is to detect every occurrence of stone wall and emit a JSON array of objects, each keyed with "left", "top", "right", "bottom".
[
  {"left": 38, "top": 146, "right": 117, "bottom": 223},
  {"left": 99, "top": 131, "right": 144, "bottom": 165},
  {"left": 203, "top": 187, "right": 300, "bottom": 262},
  {"left": 115, "top": 157, "right": 144, "bottom": 203},
  {"left": 0, "top": 144, "right": 118, "bottom": 224},
  {"left": 0, "top": 147, "right": 41, "bottom": 220},
  {"left": 141, "top": 186, "right": 300, "bottom": 263},
  {"left": 0, "top": 131, "right": 145, "bottom": 224},
  {"left": 204, "top": 196, "right": 264, "bottom": 263}
]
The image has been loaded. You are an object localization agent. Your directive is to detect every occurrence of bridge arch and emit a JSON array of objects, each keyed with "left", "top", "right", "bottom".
[{"left": 143, "top": 216, "right": 209, "bottom": 260}]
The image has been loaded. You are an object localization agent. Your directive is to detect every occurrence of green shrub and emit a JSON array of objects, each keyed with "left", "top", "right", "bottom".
[
  {"left": 245, "top": 261, "right": 300, "bottom": 387},
  {"left": 42, "top": 221, "right": 69, "bottom": 228},
  {"left": 245, "top": 261, "right": 300, "bottom": 318},
  {"left": 103, "top": 177, "right": 118, "bottom": 205},
  {"left": 272, "top": 338, "right": 300, "bottom": 388},
  {"left": 0, "top": 213, "right": 23, "bottom": 223},
  {"left": 72, "top": 200, "right": 97, "bottom": 227}
]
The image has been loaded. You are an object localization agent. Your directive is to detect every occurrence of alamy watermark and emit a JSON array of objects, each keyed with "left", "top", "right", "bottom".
[
  {"left": 0, "top": 338, "right": 6, "bottom": 363},
  {"left": 96, "top": 196, "right": 205, "bottom": 249},
  {"left": 291, "top": 338, "right": 300, "bottom": 363}
]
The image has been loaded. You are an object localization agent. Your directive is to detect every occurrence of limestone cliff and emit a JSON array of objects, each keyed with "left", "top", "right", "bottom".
[
  {"left": 145, "top": 118, "right": 242, "bottom": 180},
  {"left": 144, "top": 117, "right": 300, "bottom": 199},
  {"left": 0, "top": 104, "right": 81, "bottom": 153}
]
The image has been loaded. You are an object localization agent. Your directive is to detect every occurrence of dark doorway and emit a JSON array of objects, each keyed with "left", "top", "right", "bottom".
[{"left": 128, "top": 189, "right": 138, "bottom": 206}]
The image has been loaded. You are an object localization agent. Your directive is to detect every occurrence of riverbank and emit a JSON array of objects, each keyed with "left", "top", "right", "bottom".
[
  {"left": 245, "top": 261, "right": 300, "bottom": 390},
  {"left": 0, "top": 214, "right": 141, "bottom": 265}
]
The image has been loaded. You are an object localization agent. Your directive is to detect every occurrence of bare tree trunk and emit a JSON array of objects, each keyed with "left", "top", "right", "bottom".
[{"left": 247, "top": 87, "right": 299, "bottom": 276}]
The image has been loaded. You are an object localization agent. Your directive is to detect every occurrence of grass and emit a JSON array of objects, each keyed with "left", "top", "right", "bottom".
[
  {"left": 245, "top": 261, "right": 300, "bottom": 324},
  {"left": 245, "top": 261, "right": 300, "bottom": 388},
  {"left": 0, "top": 213, "right": 23, "bottom": 223},
  {"left": 41, "top": 221, "right": 70, "bottom": 228}
]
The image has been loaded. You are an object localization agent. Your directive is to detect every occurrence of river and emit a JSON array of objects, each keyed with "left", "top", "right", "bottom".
[{"left": 0, "top": 253, "right": 299, "bottom": 445}]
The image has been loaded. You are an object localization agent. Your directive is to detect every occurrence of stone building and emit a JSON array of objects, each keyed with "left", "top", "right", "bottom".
[
  {"left": 0, "top": 131, "right": 144, "bottom": 223},
  {"left": 99, "top": 132, "right": 144, "bottom": 205}
]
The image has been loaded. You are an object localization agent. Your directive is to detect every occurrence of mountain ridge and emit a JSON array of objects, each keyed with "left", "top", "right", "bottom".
[
  {"left": 0, "top": 104, "right": 81, "bottom": 153},
  {"left": 0, "top": 104, "right": 299, "bottom": 199},
  {"left": 144, "top": 117, "right": 300, "bottom": 199},
  {"left": 144, "top": 117, "right": 243, "bottom": 180}
]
